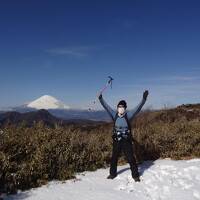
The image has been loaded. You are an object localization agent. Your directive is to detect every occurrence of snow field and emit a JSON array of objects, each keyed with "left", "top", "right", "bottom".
[{"left": 5, "top": 159, "right": 200, "bottom": 200}]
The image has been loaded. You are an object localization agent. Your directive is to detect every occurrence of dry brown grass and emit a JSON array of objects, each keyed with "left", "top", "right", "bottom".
[{"left": 133, "top": 110, "right": 200, "bottom": 160}]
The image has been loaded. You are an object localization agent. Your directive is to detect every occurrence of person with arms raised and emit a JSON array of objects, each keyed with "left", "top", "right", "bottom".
[{"left": 98, "top": 90, "right": 149, "bottom": 182}]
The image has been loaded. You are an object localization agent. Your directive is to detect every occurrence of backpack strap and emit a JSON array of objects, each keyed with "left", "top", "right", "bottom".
[
  {"left": 113, "top": 112, "right": 118, "bottom": 129},
  {"left": 124, "top": 113, "right": 132, "bottom": 132}
]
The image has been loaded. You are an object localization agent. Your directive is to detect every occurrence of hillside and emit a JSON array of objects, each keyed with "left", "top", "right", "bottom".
[
  {"left": 0, "top": 103, "right": 199, "bottom": 195},
  {"left": 133, "top": 103, "right": 200, "bottom": 127},
  {"left": 0, "top": 109, "right": 63, "bottom": 127}
]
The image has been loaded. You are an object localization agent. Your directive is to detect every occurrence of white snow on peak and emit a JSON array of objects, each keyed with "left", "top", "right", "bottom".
[
  {"left": 27, "top": 95, "right": 70, "bottom": 110},
  {"left": 5, "top": 159, "right": 200, "bottom": 200}
]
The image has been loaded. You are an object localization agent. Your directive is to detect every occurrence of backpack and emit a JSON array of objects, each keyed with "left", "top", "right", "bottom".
[{"left": 112, "top": 112, "right": 133, "bottom": 141}]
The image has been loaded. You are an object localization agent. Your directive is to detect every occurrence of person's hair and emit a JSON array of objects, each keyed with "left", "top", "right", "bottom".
[{"left": 117, "top": 100, "right": 127, "bottom": 108}]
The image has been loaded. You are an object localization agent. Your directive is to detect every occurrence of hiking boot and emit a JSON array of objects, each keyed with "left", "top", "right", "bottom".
[
  {"left": 133, "top": 176, "right": 140, "bottom": 182},
  {"left": 107, "top": 174, "right": 117, "bottom": 179}
]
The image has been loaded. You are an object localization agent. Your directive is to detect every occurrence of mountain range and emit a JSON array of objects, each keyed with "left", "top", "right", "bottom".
[
  {"left": 1, "top": 95, "right": 200, "bottom": 127},
  {"left": 0, "top": 95, "right": 110, "bottom": 121},
  {"left": 0, "top": 109, "right": 107, "bottom": 127},
  {"left": 0, "top": 109, "right": 61, "bottom": 127}
]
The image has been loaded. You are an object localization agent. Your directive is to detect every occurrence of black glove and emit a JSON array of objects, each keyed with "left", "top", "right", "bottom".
[
  {"left": 143, "top": 90, "right": 149, "bottom": 100},
  {"left": 98, "top": 93, "right": 103, "bottom": 99}
]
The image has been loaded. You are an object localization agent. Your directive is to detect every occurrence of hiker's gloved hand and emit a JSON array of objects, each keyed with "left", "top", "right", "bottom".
[
  {"left": 143, "top": 90, "right": 149, "bottom": 100},
  {"left": 98, "top": 93, "right": 103, "bottom": 99}
]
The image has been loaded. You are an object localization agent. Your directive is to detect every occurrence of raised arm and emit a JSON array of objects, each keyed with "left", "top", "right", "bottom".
[
  {"left": 127, "top": 90, "right": 149, "bottom": 121},
  {"left": 98, "top": 94, "right": 115, "bottom": 121}
]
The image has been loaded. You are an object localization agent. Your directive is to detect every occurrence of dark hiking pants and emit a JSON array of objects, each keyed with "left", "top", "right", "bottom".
[{"left": 110, "top": 138, "right": 139, "bottom": 178}]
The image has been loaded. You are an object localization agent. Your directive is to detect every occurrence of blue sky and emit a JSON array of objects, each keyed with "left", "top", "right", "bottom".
[{"left": 0, "top": 0, "right": 200, "bottom": 110}]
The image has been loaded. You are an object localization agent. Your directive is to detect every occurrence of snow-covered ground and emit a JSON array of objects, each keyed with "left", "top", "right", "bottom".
[{"left": 5, "top": 159, "right": 200, "bottom": 200}]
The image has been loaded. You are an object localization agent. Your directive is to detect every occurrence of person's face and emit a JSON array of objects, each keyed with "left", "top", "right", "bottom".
[{"left": 117, "top": 105, "right": 126, "bottom": 115}]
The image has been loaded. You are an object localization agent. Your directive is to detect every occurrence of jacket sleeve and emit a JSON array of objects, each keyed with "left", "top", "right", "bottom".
[
  {"left": 127, "top": 97, "right": 146, "bottom": 121},
  {"left": 98, "top": 95, "right": 115, "bottom": 121}
]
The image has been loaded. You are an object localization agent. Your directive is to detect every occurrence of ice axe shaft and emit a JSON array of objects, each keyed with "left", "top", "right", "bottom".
[
  {"left": 90, "top": 76, "right": 114, "bottom": 109},
  {"left": 98, "top": 82, "right": 110, "bottom": 96},
  {"left": 88, "top": 76, "right": 114, "bottom": 111},
  {"left": 96, "top": 76, "right": 114, "bottom": 98}
]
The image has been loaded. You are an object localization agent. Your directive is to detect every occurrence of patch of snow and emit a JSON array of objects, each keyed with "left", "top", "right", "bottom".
[
  {"left": 27, "top": 95, "right": 70, "bottom": 110},
  {"left": 5, "top": 159, "right": 200, "bottom": 200}
]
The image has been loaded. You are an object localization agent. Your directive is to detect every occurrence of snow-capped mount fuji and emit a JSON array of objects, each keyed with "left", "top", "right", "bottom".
[
  {"left": 25, "top": 95, "right": 109, "bottom": 121},
  {"left": 27, "top": 95, "right": 70, "bottom": 110}
]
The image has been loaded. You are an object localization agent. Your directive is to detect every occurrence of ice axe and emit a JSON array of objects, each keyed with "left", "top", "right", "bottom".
[
  {"left": 88, "top": 76, "right": 114, "bottom": 110},
  {"left": 98, "top": 76, "right": 114, "bottom": 96}
]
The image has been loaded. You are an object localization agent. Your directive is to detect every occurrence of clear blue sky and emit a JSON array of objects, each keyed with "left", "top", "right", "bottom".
[{"left": 0, "top": 0, "right": 200, "bottom": 110}]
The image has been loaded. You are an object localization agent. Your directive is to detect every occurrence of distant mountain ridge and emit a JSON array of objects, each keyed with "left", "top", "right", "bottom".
[
  {"left": 0, "top": 109, "right": 105, "bottom": 127},
  {"left": 5, "top": 107, "right": 110, "bottom": 122},
  {"left": 0, "top": 109, "right": 62, "bottom": 127},
  {"left": 1, "top": 102, "right": 200, "bottom": 127}
]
